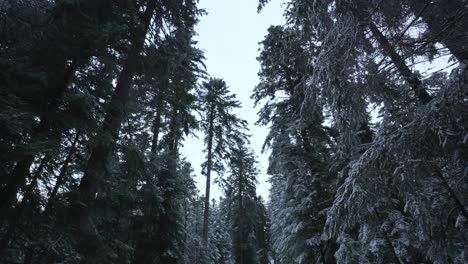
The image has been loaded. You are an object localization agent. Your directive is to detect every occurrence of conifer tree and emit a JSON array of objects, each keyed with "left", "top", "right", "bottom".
[
  {"left": 254, "top": 196, "right": 270, "bottom": 264},
  {"left": 0, "top": 0, "right": 128, "bottom": 214},
  {"left": 1, "top": 0, "right": 206, "bottom": 262},
  {"left": 224, "top": 139, "right": 259, "bottom": 264},
  {"left": 198, "top": 78, "right": 248, "bottom": 246},
  {"left": 1, "top": 0, "right": 467, "bottom": 263},
  {"left": 258, "top": 1, "right": 468, "bottom": 262},
  {"left": 208, "top": 199, "right": 233, "bottom": 264},
  {"left": 254, "top": 25, "right": 336, "bottom": 263}
]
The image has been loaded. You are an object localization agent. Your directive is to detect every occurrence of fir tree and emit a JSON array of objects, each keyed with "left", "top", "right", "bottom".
[
  {"left": 198, "top": 78, "right": 248, "bottom": 246},
  {"left": 224, "top": 138, "right": 259, "bottom": 264},
  {"left": 258, "top": 0, "right": 468, "bottom": 262}
]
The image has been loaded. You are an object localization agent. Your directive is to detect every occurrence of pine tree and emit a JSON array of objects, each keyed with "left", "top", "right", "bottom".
[
  {"left": 72, "top": 0, "right": 158, "bottom": 240},
  {"left": 208, "top": 199, "right": 233, "bottom": 264},
  {"left": 254, "top": 25, "right": 336, "bottom": 263},
  {"left": 257, "top": 1, "right": 468, "bottom": 263},
  {"left": 132, "top": 20, "right": 204, "bottom": 264},
  {"left": 198, "top": 78, "right": 248, "bottom": 247},
  {"left": 224, "top": 139, "right": 259, "bottom": 264},
  {"left": 1, "top": 0, "right": 206, "bottom": 262},
  {"left": 254, "top": 196, "right": 270, "bottom": 264},
  {"left": 1, "top": 0, "right": 467, "bottom": 263},
  {"left": 0, "top": 0, "right": 128, "bottom": 216},
  {"left": 182, "top": 195, "right": 205, "bottom": 264}
]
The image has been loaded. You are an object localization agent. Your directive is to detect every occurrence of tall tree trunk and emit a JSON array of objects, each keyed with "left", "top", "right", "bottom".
[
  {"left": 73, "top": 0, "right": 156, "bottom": 220},
  {"left": 202, "top": 104, "right": 215, "bottom": 246},
  {"left": 407, "top": 0, "right": 468, "bottom": 62},
  {"left": 0, "top": 60, "right": 77, "bottom": 211},
  {"left": 366, "top": 21, "right": 432, "bottom": 104},
  {"left": 238, "top": 169, "right": 244, "bottom": 264},
  {"left": 349, "top": 2, "right": 432, "bottom": 104},
  {"left": 69, "top": 2, "right": 156, "bottom": 260},
  {"left": 44, "top": 133, "right": 80, "bottom": 213}
]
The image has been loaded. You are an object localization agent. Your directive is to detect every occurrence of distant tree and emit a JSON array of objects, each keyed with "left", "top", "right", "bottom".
[
  {"left": 254, "top": 196, "right": 270, "bottom": 264},
  {"left": 224, "top": 139, "right": 259, "bottom": 264},
  {"left": 198, "top": 78, "right": 248, "bottom": 247},
  {"left": 208, "top": 199, "right": 233, "bottom": 264},
  {"left": 182, "top": 195, "right": 204, "bottom": 264}
]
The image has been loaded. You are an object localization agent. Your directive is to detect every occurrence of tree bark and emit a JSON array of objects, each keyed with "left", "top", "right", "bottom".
[{"left": 202, "top": 103, "right": 215, "bottom": 246}]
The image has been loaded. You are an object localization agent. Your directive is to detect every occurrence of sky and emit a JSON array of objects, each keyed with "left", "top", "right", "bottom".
[{"left": 181, "top": 0, "right": 285, "bottom": 200}]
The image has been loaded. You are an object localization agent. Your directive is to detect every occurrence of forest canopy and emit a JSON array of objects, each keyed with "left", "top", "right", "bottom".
[{"left": 0, "top": 0, "right": 466, "bottom": 263}]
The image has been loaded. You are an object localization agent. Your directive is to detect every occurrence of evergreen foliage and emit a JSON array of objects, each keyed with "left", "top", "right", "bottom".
[
  {"left": 198, "top": 78, "right": 248, "bottom": 248},
  {"left": 0, "top": 0, "right": 466, "bottom": 263},
  {"left": 257, "top": 0, "right": 467, "bottom": 263}
]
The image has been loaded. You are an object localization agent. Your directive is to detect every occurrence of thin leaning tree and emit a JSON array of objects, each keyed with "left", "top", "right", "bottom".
[{"left": 198, "top": 78, "right": 247, "bottom": 248}]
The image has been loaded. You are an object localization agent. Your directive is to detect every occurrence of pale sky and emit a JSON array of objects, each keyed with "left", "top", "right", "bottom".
[{"left": 181, "top": 0, "right": 285, "bottom": 200}]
